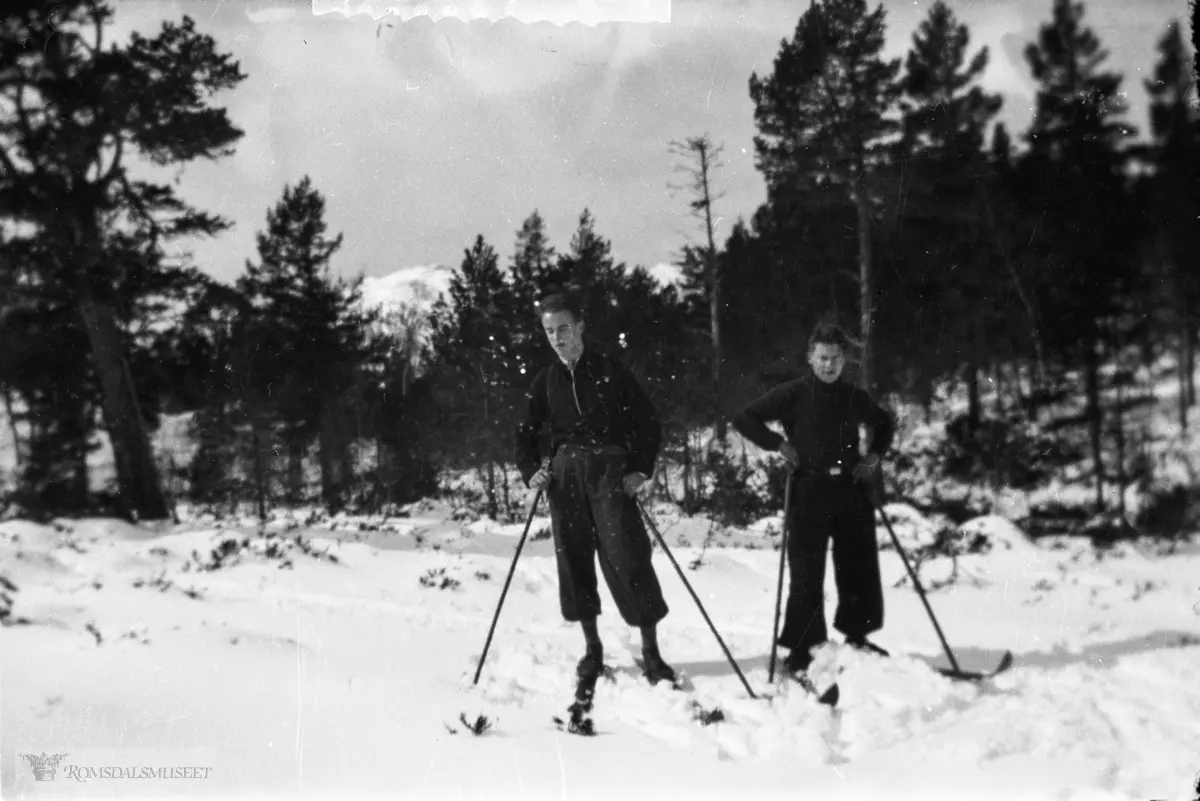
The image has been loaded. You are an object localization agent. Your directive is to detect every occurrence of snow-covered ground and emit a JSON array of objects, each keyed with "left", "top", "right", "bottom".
[{"left": 4, "top": 501, "right": 1200, "bottom": 800}]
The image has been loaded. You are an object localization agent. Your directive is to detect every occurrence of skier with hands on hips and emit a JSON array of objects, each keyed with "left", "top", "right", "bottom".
[{"left": 732, "top": 319, "right": 896, "bottom": 676}]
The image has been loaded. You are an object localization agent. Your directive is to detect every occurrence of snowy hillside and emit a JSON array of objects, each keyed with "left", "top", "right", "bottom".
[
  {"left": 357, "top": 263, "right": 453, "bottom": 313},
  {"left": 355, "top": 260, "right": 683, "bottom": 316},
  {"left": 3, "top": 503, "right": 1199, "bottom": 799},
  {"left": 647, "top": 261, "right": 684, "bottom": 288}
]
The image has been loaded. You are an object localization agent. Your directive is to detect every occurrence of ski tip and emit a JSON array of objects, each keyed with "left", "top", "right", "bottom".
[
  {"left": 818, "top": 683, "right": 840, "bottom": 707},
  {"left": 553, "top": 715, "right": 596, "bottom": 737},
  {"left": 936, "top": 650, "right": 1015, "bottom": 681}
]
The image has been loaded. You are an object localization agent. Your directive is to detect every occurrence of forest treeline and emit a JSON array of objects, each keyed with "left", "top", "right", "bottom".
[{"left": 1, "top": 0, "right": 1197, "bottom": 526}]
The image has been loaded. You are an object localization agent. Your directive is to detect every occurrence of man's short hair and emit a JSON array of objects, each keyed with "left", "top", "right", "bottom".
[
  {"left": 537, "top": 289, "right": 583, "bottom": 322},
  {"left": 808, "top": 319, "right": 854, "bottom": 354}
]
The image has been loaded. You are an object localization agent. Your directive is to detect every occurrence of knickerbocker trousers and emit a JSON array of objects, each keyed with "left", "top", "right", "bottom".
[{"left": 546, "top": 444, "right": 669, "bottom": 627}]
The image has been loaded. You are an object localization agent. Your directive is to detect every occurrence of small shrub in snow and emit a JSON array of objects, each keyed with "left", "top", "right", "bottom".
[
  {"left": 886, "top": 517, "right": 997, "bottom": 592},
  {"left": 1080, "top": 513, "right": 1139, "bottom": 548},
  {"left": 450, "top": 507, "right": 479, "bottom": 523},
  {"left": 1128, "top": 580, "right": 1159, "bottom": 601},
  {"left": 1132, "top": 485, "right": 1197, "bottom": 548},
  {"left": 121, "top": 625, "right": 151, "bottom": 644},
  {"left": 405, "top": 499, "right": 439, "bottom": 515},
  {"left": 685, "top": 448, "right": 787, "bottom": 527},
  {"left": 691, "top": 704, "right": 726, "bottom": 726},
  {"left": 192, "top": 537, "right": 245, "bottom": 571},
  {"left": 474, "top": 571, "right": 491, "bottom": 581},
  {"left": 133, "top": 571, "right": 174, "bottom": 591},
  {"left": 0, "top": 575, "right": 23, "bottom": 626},
  {"left": 293, "top": 535, "right": 340, "bottom": 564},
  {"left": 419, "top": 568, "right": 461, "bottom": 590},
  {"left": 531, "top": 526, "right": 551, "bottom": 542},
  {"left": 380, "top": 504, "right": 411, "bottom": 519},
  {"left": 449, "top": 713, "right": 493, "bottom": 735},
  {"left": 186, "top": 532, "right": 341, "bottom": 572}
]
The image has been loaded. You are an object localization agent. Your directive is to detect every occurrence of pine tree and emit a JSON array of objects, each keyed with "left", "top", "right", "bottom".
[
  {"left": 360, "top": 302, "right": 438, "bottom": 511},
  {"left": 669, "top": 135, "right": 728, "bottom": 440},
  {"left": 0, "top": 3, "right": 246, "bottom": 519},
  {"left": 975, "top": 121, "right": 1048, "bottom": 414},
  {"left": 749, "top": 0, "right": 901, "bottom": 392},
  {"left": 508, "top": 211, "right": 558, "bottom": 380},
  {"left": 0, "top": 275, "right": 97, "bottom": 511},
  {"left": 238, "top": 176, "right": 372, "bottom": 510},
  {"left": 430, "top": 234, "right": 522, "bottom": 519},
  {"left": 1145, "top": 19, "right": 1200, "bottom": 427},
  {"left": 174, "top": 277, "right": 255, "bottom": 511},
  {"left": 0, "top": 234, "right": 94, "bottom": 512},
  {"left": 549, "top": 210, "right": 628, "bottom": 343},
  {"left": 1020, "top": 0, "right": 1138, "bottom": 510},
  {"left": 1192, "top": 0, "right": 1200, "bottom": 92},
  {"left": 891, "top": 0, "right": 1003, "bottom": 429},
  {"left": 509, "top": 211, "right": 557, "bottom": 318}
]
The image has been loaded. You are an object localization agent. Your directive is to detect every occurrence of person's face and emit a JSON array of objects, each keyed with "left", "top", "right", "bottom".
[
  {"left": 808, "top": 342, "right": 845, "bottom": 384},
  {"left": 542, "top": 310, "right": 584, "bottom": 363}
]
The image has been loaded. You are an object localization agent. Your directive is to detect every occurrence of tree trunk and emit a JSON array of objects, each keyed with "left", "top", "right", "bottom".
[
  {"left": 854, "top": 171, "right": 875, "bottom": 393},
  {"left": 709, "top": 249, "right": 724, "bottom": 441},
  {"left": 3, "top": 388, "right": 23, "bottom": 471},
  {"left": 375, "top": 435, "right": 388, "bottom": 513},
  {"left": 965, "top": 366, "right": 980, "bottom": 433},
  {"left": 681, "top": 430, "right": 694, "bottom": 511},
  {"left": 701, "top": 166, "right": 725, "bottom": 441},
  {"left": 1179, "top": 313, "right": 1190, "bottom": 432},
  {"left": 967, "top": 307, "right": 986, "bottom": 433},
  {"left": 1084, "top": 342, "right": 1104, "bottom": 512},
  {"left": 1114, "top": 368, "right": 1127, "bottom": 521},
  {"left": 75, "top": 290, "right": 169, "bottom": 520},
  {"left": 287, "top": 439, "right": 305, "bottom": 505},
  {"left": 252, "top": 422, "right": 268, "bottom": 522},
  {"left": 979, "top": 183, "right": 1046, "bottom": 391},
  {"left": 71, "top": 399, "right": 90, "bottom": 510},
  {"left": 1186, "top": 313, "right": 1196, "bottom": 408},
  {"left": 485, "top": 460, "right": 498, "bottom": 520},
  {"left": 318, "top": 414, "right": 340, "bottom": 513},
  {"left": 501, "top": 465, "right": 511, "bottom": 520}
]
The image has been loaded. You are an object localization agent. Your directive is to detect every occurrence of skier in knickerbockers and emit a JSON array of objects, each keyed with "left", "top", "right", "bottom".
[
  {"left": 732, "top": 320, "right": 896, "bottom": 676},
  {"left": 514, "top": 290, "right": 677, "bottom": 686}
]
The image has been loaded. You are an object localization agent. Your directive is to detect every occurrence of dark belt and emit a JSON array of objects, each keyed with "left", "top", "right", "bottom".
[
  {"left": 797, "top": 464, "right": 853, "bottom": 480},
  {"left": 559, "top": 443, "right": 627, "bottom": 457}
]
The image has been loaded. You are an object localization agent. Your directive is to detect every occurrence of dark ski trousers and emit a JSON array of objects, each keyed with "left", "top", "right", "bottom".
[
  {"left": 546, "top": 444, "right": 669, "bottom": 627},
  {"left": 778, "top": 472, "right": 883, "bottom": 657}
]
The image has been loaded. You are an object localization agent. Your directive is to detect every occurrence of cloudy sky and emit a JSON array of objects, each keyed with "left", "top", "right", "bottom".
[{"left": 109, "top": 0, "right": 1193, "bottom": 291}]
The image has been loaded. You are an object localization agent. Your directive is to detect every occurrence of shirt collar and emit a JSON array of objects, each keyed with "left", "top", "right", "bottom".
[{"left": 558, "top": 342, "right": 588, "bottom": 371}]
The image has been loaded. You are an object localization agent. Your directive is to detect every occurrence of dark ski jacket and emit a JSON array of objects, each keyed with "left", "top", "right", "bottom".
[
  {"left": 515, "top": 344, "right": 661, "bottom": 486},
  {"left": 731, "top": 374, "right": 895, "bottom": 475}
]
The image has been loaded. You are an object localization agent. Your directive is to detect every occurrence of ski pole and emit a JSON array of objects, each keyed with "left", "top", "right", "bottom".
[
  {"left": 865, "top": 489, "right": 963, "bottom": 675},
  {"left": 635, "top": 498, "right": 758, "bottom": 700},
  {"left": 768, "top": 467, "right": 795, "bottom": 683},
  {"left": 473, "top": 461, "right": 550, "bottom": 685}
]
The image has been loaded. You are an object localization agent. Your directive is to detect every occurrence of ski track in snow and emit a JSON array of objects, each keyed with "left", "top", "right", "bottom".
[{"left": 3, "top": 514, "right": 1200, "bottom": 800}]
